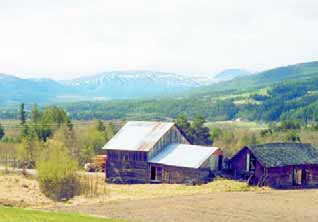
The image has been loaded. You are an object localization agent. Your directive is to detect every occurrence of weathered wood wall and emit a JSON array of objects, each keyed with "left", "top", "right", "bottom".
[
  {"left": 148, "top": 163, "right": 212, "bottom": 184},
  {"left": 230, "top": 147, "right": 264, "bottom": 182},
  {"left": 266, "top": 165, "right": 318, "bottom": 188},
  {"left": 106, "top": 150, "right": 148, "bottom": 184}
]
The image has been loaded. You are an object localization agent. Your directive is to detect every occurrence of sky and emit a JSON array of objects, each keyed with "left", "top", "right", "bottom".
[{"left": 0, "top": 0, "right": 317, "bottom": 80}]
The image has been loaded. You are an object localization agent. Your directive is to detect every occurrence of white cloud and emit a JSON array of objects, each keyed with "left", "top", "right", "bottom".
[{"left": 0, "top": 0, "right": 317, "bottom": 79}]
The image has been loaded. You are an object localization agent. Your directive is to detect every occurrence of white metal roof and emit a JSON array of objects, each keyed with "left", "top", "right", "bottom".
[
  {"left": 149, "top": 144, "right": 220, "bottom": 169},
  {"left": 102, "top": 121, "right": 175, "bottom": 151}
]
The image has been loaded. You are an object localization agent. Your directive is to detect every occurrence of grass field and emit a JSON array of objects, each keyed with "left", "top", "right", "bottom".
[
  {"left": 206, "top": 120, "right": 267, "bottom": 131},
  {"left": 0, "top": 206, "right": 126, "bottom": 222}
]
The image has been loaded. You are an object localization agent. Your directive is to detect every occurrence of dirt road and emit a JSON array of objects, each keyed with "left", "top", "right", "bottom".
[{"left": 51, "top": 189, "right": 318, "bottom": 222}]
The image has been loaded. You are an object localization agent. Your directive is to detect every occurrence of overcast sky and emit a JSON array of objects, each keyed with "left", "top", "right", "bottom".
[{"left": 0, "top": 0, "right": 317, "bottom": 80}]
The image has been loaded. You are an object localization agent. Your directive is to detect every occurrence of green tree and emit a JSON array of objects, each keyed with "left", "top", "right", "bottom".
[
  {"left": 53, "top": 125, "right": 79, "bottom": 160},
  {"left": 0, "top": 122, "right": 4, "bottom": 140},
  {"left": 37, "top": 140, "right": 79, "bottom": 201},
  {"left": 17, "top": 136, "right": 42, "bottom": 168},
  {"left": 42, "top": 106, "right": 70, "bottom": 129},
  {"left": 105, "top": 122, "right": 116, "bottom": 141},
  {"left": 79, "top": 125, "right": 107, "bottom": 164},
  {"left": 280, "top": 119, "right": 301, "bottom": 131},
  {"left": 20, "top": 103, "right": 26, "bottom": 125},
  {"left": 96, "top": 120, "right": 106, "bottom": 132},
  {"left": 191, "top": 115, "right": 213, "bottom": 145},
  {"left": 176, "top": 114, "right": 212, "bottom": 145},
  {"left": 175, "top": 115, "right": 193, "bottom": 141}
]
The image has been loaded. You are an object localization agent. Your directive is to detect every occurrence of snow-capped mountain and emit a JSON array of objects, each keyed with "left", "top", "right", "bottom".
[
  {"left": 0, "top": 71, "right": 211, "bottom": 105},
  {"left": 62, "top": 71, "right": 208, "bottom": 99}
]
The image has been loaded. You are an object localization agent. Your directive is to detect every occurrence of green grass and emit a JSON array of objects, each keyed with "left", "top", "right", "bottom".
[{"left": 0, "top": 206, "right": 126, "bottom": 222}]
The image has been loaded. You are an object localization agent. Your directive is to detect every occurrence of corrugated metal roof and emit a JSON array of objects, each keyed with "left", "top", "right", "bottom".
[
  {"left": 149, "top": 144, "right": 219, "bottom": 169},
  {"left": 102, "top": 121, "right": 175, "bottom": 151}
]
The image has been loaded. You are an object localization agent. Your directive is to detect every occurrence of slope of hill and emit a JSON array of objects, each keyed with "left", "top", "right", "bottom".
[
  {"left": 188, "top": 61, "right": 318, "bottom": 97},
  {"left": 213, "top": 69, "right": 252, "bottom": 82},
  {"left": 0, "top": 74, "right": 68, "bottom": 106}
]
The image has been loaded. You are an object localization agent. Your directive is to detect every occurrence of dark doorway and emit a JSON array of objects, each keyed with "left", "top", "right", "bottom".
[
  {"left": 151, "top": 166, "right": 156, "bottom": 181},
  {"left": 218, "top": 156, "right": 223, "bottom": 171}
]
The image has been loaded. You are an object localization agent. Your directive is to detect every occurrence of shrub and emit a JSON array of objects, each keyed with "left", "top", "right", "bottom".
[{"left": 37, "top": 140, "right": 79, "bottom": 201}]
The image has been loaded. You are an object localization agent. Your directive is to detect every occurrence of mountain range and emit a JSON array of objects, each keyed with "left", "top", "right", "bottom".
[
  {"left": 1, "top": 61, "right": 318, "bottom": 108},
  {"left": 0, "top": 69, "right": 247, "bottom": 106}
]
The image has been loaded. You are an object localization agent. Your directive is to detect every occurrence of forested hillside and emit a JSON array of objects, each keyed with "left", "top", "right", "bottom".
[{"left": 186, "top": 61, "right": 318, "bottom": 97}]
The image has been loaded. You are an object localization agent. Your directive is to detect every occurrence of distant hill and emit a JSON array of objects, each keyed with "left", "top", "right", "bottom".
[
  {"left": 0, "top": 74, "right": 68, "bottom": 106},
  {"left": 213, "top": 69, "right": 252, "bottom": 82}
]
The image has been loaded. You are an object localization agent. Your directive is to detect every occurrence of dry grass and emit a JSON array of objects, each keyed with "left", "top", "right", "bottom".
[
  {"left": 0, "top": 174, "right": 53, "bottom": 207},
  {"left": 68, "top": 174, "right": 265, "bottom": 206},
  {"left": 0, "top": 173, "right": 264, "bottom": 208},
  {"left": 207, "top": 120, "right": 267, "bottom": 131}
]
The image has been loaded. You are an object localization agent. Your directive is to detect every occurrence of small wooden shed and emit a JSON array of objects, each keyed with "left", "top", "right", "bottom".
[{"left": 230, "top": 143, "right": 318, "bottom": 188}]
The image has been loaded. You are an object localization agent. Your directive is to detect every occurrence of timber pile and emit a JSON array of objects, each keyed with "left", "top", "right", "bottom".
[{"left": 92, "top": 155, "right": 107, "bottom": 172}]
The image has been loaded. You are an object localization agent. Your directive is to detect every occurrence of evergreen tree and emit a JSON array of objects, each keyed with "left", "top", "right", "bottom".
[
  {"left": 176, "top": 115, "right": 193, "bottom": 142},
  {"left": 96, "top": 120, "right": 106, "bottom": 132},
  {"left": 20, "top": 103, "right": 26, "bottom": 125},
  {"left": 191, "top": 114, "right": 213, "bottom": 145},
  {"left": 176, "top": 114, "right": 213, "bottom": 145},
  {"left": 0, "top": 122, "right": 4, "bottom": 140}
]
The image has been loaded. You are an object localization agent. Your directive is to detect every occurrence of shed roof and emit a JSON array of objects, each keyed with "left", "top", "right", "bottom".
[
  {"left": 247, "top": 143, "right": 318, "bottom": 168},
  {"left": 102, "top": 121, "right": 175, "bottom": 151},
  {"left": 149, "top": 144, "right": 220, "bottom": 169}
]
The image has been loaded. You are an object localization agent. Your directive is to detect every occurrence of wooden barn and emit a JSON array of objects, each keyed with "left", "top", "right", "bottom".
[
  {"left": 103, "top": 121, "right": 223, "bottom": 184},
  {"left": 230, "top": 143, "right": 318, "bottom": 188}
]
